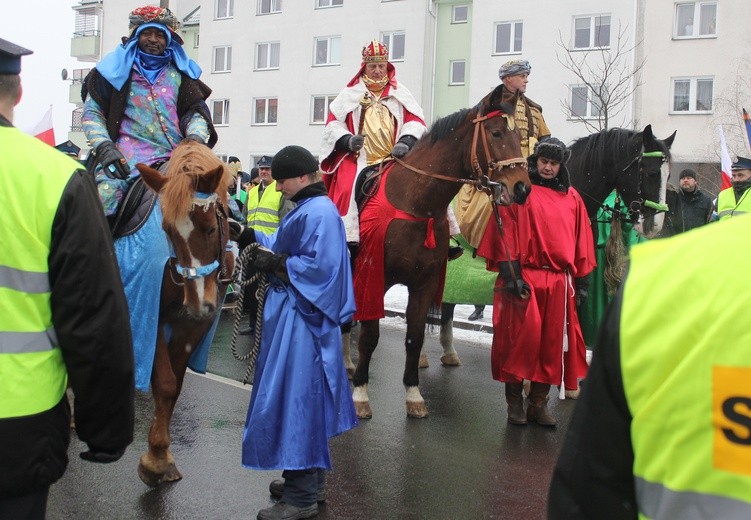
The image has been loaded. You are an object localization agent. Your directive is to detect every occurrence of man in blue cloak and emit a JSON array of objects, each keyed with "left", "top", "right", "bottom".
[{"left": 234, "top": 145, "right": 358, "bottom": 520}]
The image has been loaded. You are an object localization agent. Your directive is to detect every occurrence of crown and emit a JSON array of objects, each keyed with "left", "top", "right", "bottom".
[{"left": 362, "top": 40, "right": 389, "bottom": 63}]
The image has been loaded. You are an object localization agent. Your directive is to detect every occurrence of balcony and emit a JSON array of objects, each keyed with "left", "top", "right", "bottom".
[{"left": 71, "top": 31, "right": 100, "bottom": 61}]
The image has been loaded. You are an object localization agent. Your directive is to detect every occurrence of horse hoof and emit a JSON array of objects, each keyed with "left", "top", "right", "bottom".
[
  {"left": 354, "top": 400, "right": 372, "bottom": 419},
  {"left": 163, "top": 463, "right": 183, "bottom": 483},
  {"left": 440, "top": 353, "right": 462, "bottom": 366},
  {"left": 406, "top": 401, "right": 428, "bottom": 418},
  {"left": 419, "top": 354, "right": 429, "bottom": 369},
  {"left": 138, "top": 462, "right": 165, "bottom": 488}
]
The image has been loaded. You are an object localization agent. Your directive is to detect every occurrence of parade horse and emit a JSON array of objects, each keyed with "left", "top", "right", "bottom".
[
  {"left": 432, "top": 124, "right": 676, "bottom": 367},
  {"left": 133, "top": 141, "right": 233, "bottom": 486},
  {"left": 349, "top": 84, "right": 531, "bottom": 419}
]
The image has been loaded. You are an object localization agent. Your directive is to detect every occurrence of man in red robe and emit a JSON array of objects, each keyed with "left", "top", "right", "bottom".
[
  {"left": 319, "top": 39, "right": 427, "bottom": 244},
  {"left": 478, "top": 137, "right": 595, "bottom": 427}
]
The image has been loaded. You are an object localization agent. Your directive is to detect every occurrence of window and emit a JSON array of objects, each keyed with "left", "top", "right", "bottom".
[
  {"left": 215, "top": 153, "right": 230, "bottom": 163},
  {"left": 213, "top": 46, "right": 232, "bottom": 73},
  {"left": 314, "top": 36, "right": 341, "bottom": 66},
  {"left": 256, "top": 42, "right": 280, "bottom": 70},
  {"left": 193, "top": 33, "right": 200, "bottom": 48},
  {"left": 494, "top": 21, "right": 523, "bottom": 54},
  {"left": 258, "top": 0, "right": 282, "bottom": 15},
  {"left": 254, "top": 97, "right": 278, "bottom": 125},
  {"left": 671, "top": 77, "right": 713, "bottom": 113},
  {"left": 452, "top": 5, "right": 468, "bottom": 24},
  {"left": 381, "top": 31, "right": 405, "bottom": 61},
  {"left": 570, "top": 85, "right": 605, "bottom": 119},
  {"left": 573, "top": 15, "right": 610, "bottom": 49},
  {"left": 316, "top": 0, "right": 342, "bottom": 7},
  {"left": 73, "top": 5, "right": 101, "bottom": 37},
  {"left": 449, "top": 60, "right": 466, "bottom": 85},
  {"left": 674, "top": 2, "right": 717, "bottom": 38},
  {"left": 212, "top": 99, "right": 230, "bottom": 125},
  {"left": 311, "top": 95, "right": 337, "bottom": 124},
  {"left": 216, "top": 0, "right": 234, "bottom": 19}
]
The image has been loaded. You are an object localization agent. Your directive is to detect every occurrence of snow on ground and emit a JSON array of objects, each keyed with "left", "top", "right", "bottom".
[{"left": 383, "top": 284, "right": 493, "bottom": 348}]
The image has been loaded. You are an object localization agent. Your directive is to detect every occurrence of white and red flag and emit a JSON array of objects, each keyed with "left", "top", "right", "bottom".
[
  {"left": 718, "top": 125, "right": 733, "bottom": 191},
  {"left": 28, "top": 105, "right": 55, "bottom": 146}
]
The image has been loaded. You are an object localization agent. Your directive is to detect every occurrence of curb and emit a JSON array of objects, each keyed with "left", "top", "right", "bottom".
[{"left": 384, "top": 308, "right": 493, "bottom": 334}]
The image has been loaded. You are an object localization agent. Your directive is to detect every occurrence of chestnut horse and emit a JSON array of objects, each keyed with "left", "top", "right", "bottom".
[
  {"left": 349, "top": 85, "right": 531, "bottom": 419},
  {"left": 134, "top": 142, "right": 233, "bottom": 486}
]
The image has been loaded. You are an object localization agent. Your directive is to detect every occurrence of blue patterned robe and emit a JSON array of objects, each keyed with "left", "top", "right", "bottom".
[{"left": 242, "top": 193, "right": 358, "bottom": 470}]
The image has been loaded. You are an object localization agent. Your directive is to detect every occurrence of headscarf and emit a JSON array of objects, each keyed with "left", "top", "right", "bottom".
[{"left": 96, "top": 23, "right": 201, "bottom": 91}]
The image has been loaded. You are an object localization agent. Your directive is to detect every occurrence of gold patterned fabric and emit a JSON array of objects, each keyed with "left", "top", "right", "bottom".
[
  {"left": 514, "top": 97, "right": 550, "bottom": 157},
  {"left": 362, "top": 99, "right": 396, "bottom": 165}
]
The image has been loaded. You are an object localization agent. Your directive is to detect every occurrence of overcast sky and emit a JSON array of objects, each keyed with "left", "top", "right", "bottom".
[{"left": 2, "top": 1, "right": 78, "bottom": 142}]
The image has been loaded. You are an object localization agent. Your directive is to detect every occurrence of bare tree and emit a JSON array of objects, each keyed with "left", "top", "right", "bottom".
[{"left": 556, "top": 22, "right": 646, "bottom": 132}]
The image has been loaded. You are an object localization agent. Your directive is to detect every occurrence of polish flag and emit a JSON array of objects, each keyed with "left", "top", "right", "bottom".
[
  {"left": 718, "top": 126, "right": 733, "bottom": 191},
  {"left": 29, "top": 106, "right": 55, "bottom": 146}
]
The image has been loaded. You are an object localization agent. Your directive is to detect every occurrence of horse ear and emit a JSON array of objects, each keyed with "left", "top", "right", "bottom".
[
  {"left": 206, "top": 165, "right": 226, "bottom": 194},
  {"left": 642, "top": 124, "right": 654, "bottom": 143},
  {"left": 663, "top": 130, "right": 677, "bottom": 149},
  {"left": 137, "top": 163, "right": 167, "bottom": 193}
]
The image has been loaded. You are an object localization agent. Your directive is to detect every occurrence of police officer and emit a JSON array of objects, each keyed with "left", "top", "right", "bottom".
[
  {"left": 717, "top": 156, "right": 751, "bottom": 220},
  {"left": 0, "top": 38, "right": 134, "bottom": 519},
  {"left": 549, "top": 215, "right": 751, "bottom": 518}
]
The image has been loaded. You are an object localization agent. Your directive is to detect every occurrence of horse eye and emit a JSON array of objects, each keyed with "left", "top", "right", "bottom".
[
  {"left": 207, "top": 226, "right": 217, "bottom": 235},
  {"left": 491, "top": 130, "right": 502, "bottom": 138}
]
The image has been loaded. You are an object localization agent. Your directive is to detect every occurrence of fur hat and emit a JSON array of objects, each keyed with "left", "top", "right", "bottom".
[
  {"left": 271, "top": 146, "right": 319, "bottom": 180},
  {"left": 531, "top": 137, "right": 570, "bottom": 164}
]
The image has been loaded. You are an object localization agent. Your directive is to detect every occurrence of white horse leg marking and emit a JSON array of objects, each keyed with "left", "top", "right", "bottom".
[
  {"left": 175, "top": 216, "right": 208, "bottom": 308},
  {"left": 353, "top": 384, "right": 369, "bottom": 403}
]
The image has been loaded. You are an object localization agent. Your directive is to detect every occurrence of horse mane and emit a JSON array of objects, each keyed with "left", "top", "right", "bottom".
[
  {"left": 427, "top": 108, "right": 473, "bottom": 144},
  {"left": 159, "top": 142, "right": 232, "bottom": 225},
  {"left": 568, "top": 128, "right": 640, "bottom": 171}
]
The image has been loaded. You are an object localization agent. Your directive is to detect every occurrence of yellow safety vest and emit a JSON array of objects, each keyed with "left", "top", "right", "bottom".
[
  {"left": 0, "top": 126, "right": 79, "bottom": 418},
  {"left": 717, "top": 186, "right": 751, "bottom": 221},
  {"left": 621, "top": 215, "right": 751, "bottom": 519},
  {"left": 246, "top": 181, "right": 283, "bottom": 235}
]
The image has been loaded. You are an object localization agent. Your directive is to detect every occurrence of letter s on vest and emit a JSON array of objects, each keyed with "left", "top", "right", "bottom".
[{"left": 713, "top": 366, "right": 751, "bottom": 475}]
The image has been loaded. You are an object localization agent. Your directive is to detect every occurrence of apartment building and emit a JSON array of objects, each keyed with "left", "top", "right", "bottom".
[{"left": 67, "top": 0, "right": 750, "bottom": 193}]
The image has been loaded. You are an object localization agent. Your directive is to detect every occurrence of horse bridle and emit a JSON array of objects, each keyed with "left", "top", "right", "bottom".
[
  {"left": 391, "top": 109, "right": 526, "bottom": 194},
  {"left": 168, "top": 192, "right": 232, "bottom": 286},
  {"left": 616, "top": 149, "right": 670, "bottom": 218}
]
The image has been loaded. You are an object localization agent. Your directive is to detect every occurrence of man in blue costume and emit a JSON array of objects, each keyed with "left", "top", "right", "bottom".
[
  {"left": 234, "top": 145, "right": 358, "bottom": 520},
  {"left": 81, "top": 6, "right": 218, "bottom": 391}
]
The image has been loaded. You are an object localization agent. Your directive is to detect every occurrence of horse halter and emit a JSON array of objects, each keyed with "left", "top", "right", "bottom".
[
  {"left": 620, "top": 149, "right": 670, "bottom": 216},
  {"left": 169, "top": 192, "right": 230, "bottom": 285},
  {"left": 391, "top": 109, "right": 526, "bottom": 193}
]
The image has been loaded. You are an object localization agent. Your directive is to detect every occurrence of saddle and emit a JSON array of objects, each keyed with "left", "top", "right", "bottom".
[
  {"left": 354, "top": 163, "right": 386, "bottom": 212},
  {"left": 109, "top": 160, "right": 166, "bottom": 239}
]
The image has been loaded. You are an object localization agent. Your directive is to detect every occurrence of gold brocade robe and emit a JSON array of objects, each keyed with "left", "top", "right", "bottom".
[{"left": 362, "top": 96, "right": 397, "bottom": 166}]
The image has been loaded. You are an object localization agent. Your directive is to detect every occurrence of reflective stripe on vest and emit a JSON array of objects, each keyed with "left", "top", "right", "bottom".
[
  {"left": 717, "top": 187, "right": 751, "bottom": 220},
  {"left": 621, "top": 216, "right": 751, "bottom": 519},
  {"left": 246, "top": 181, "right": 283, "bottom": 235},
  {"left": 0, "top": 126, "right": 77, "bottom": 418}
]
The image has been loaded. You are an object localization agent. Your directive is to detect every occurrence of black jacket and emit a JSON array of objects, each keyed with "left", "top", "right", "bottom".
[
  {"left": 0, "top": 132, "right": 134, "bottom": 497},
  {"left": 661, "top": 186, "right": 713, "bottom": 237}
]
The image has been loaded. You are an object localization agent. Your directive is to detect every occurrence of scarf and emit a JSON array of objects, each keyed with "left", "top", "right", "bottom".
[{"left": 96, "top": 22, "right": 202, "bottom": 91}]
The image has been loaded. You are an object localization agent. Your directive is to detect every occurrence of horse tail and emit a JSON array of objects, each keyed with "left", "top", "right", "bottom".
[{"left": 603, "top": 213, "right": 627, "bottom": 297}]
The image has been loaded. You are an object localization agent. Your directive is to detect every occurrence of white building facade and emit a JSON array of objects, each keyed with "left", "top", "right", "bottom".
[{"left": 68, "top": 0, "right": 750, "bottom": 195}]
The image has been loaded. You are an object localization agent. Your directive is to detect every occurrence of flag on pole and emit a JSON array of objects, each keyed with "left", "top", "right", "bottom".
[
  {"left": 29, "top": 105, "right": 55, "bottom": 146},
  {"left": 718, "top": 125, "right": 733, "bottom": 191},
  {"left": 742, "top": 108, "right": 751, "bottom": 152}
]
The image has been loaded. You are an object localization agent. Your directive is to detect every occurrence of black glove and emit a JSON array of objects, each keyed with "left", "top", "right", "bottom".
[
  {"left": 80, "top": 446, "right": 125, "bottom": 464},
  {"left": 390, "top": 135, "right": 417, "bottom": 158},
  {"left": 347, "top": 134, "right": 365, "bottom": 152},
  {"left": 499, "top": 260, "right": 530, "bottom": 299},
  {"left": 251, "top": 248, "right": 288, "bottom": 274},
  {"left": 96, "top": 141, "right": 129, "bottom": 180},
  {"left": 182, "top": 133, "right": 205, "bottom": 144},
  {"left": 228, "top": 219, "right": 244, "bottom": 242},
  {"left": 575, "top": 276, "right": 590, "bottom": 308},
  {"left": 390, "top": 142, "right": 409, "bottom": 158},
  {"left": 236, "top": 227, "right": 256, "bottom": 250}
]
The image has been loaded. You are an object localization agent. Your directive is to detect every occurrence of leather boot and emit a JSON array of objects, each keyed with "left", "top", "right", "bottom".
[
  {"left": 504, "top": 382, "right": 527, "bottom": 425},
  {"left": 527, "top": 382, "right": 556, "bottom": 427}
]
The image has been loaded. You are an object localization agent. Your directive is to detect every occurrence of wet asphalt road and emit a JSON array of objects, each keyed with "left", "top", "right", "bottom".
[{"left": 47, "top": 311, "right": 576, "bottom": 520}]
